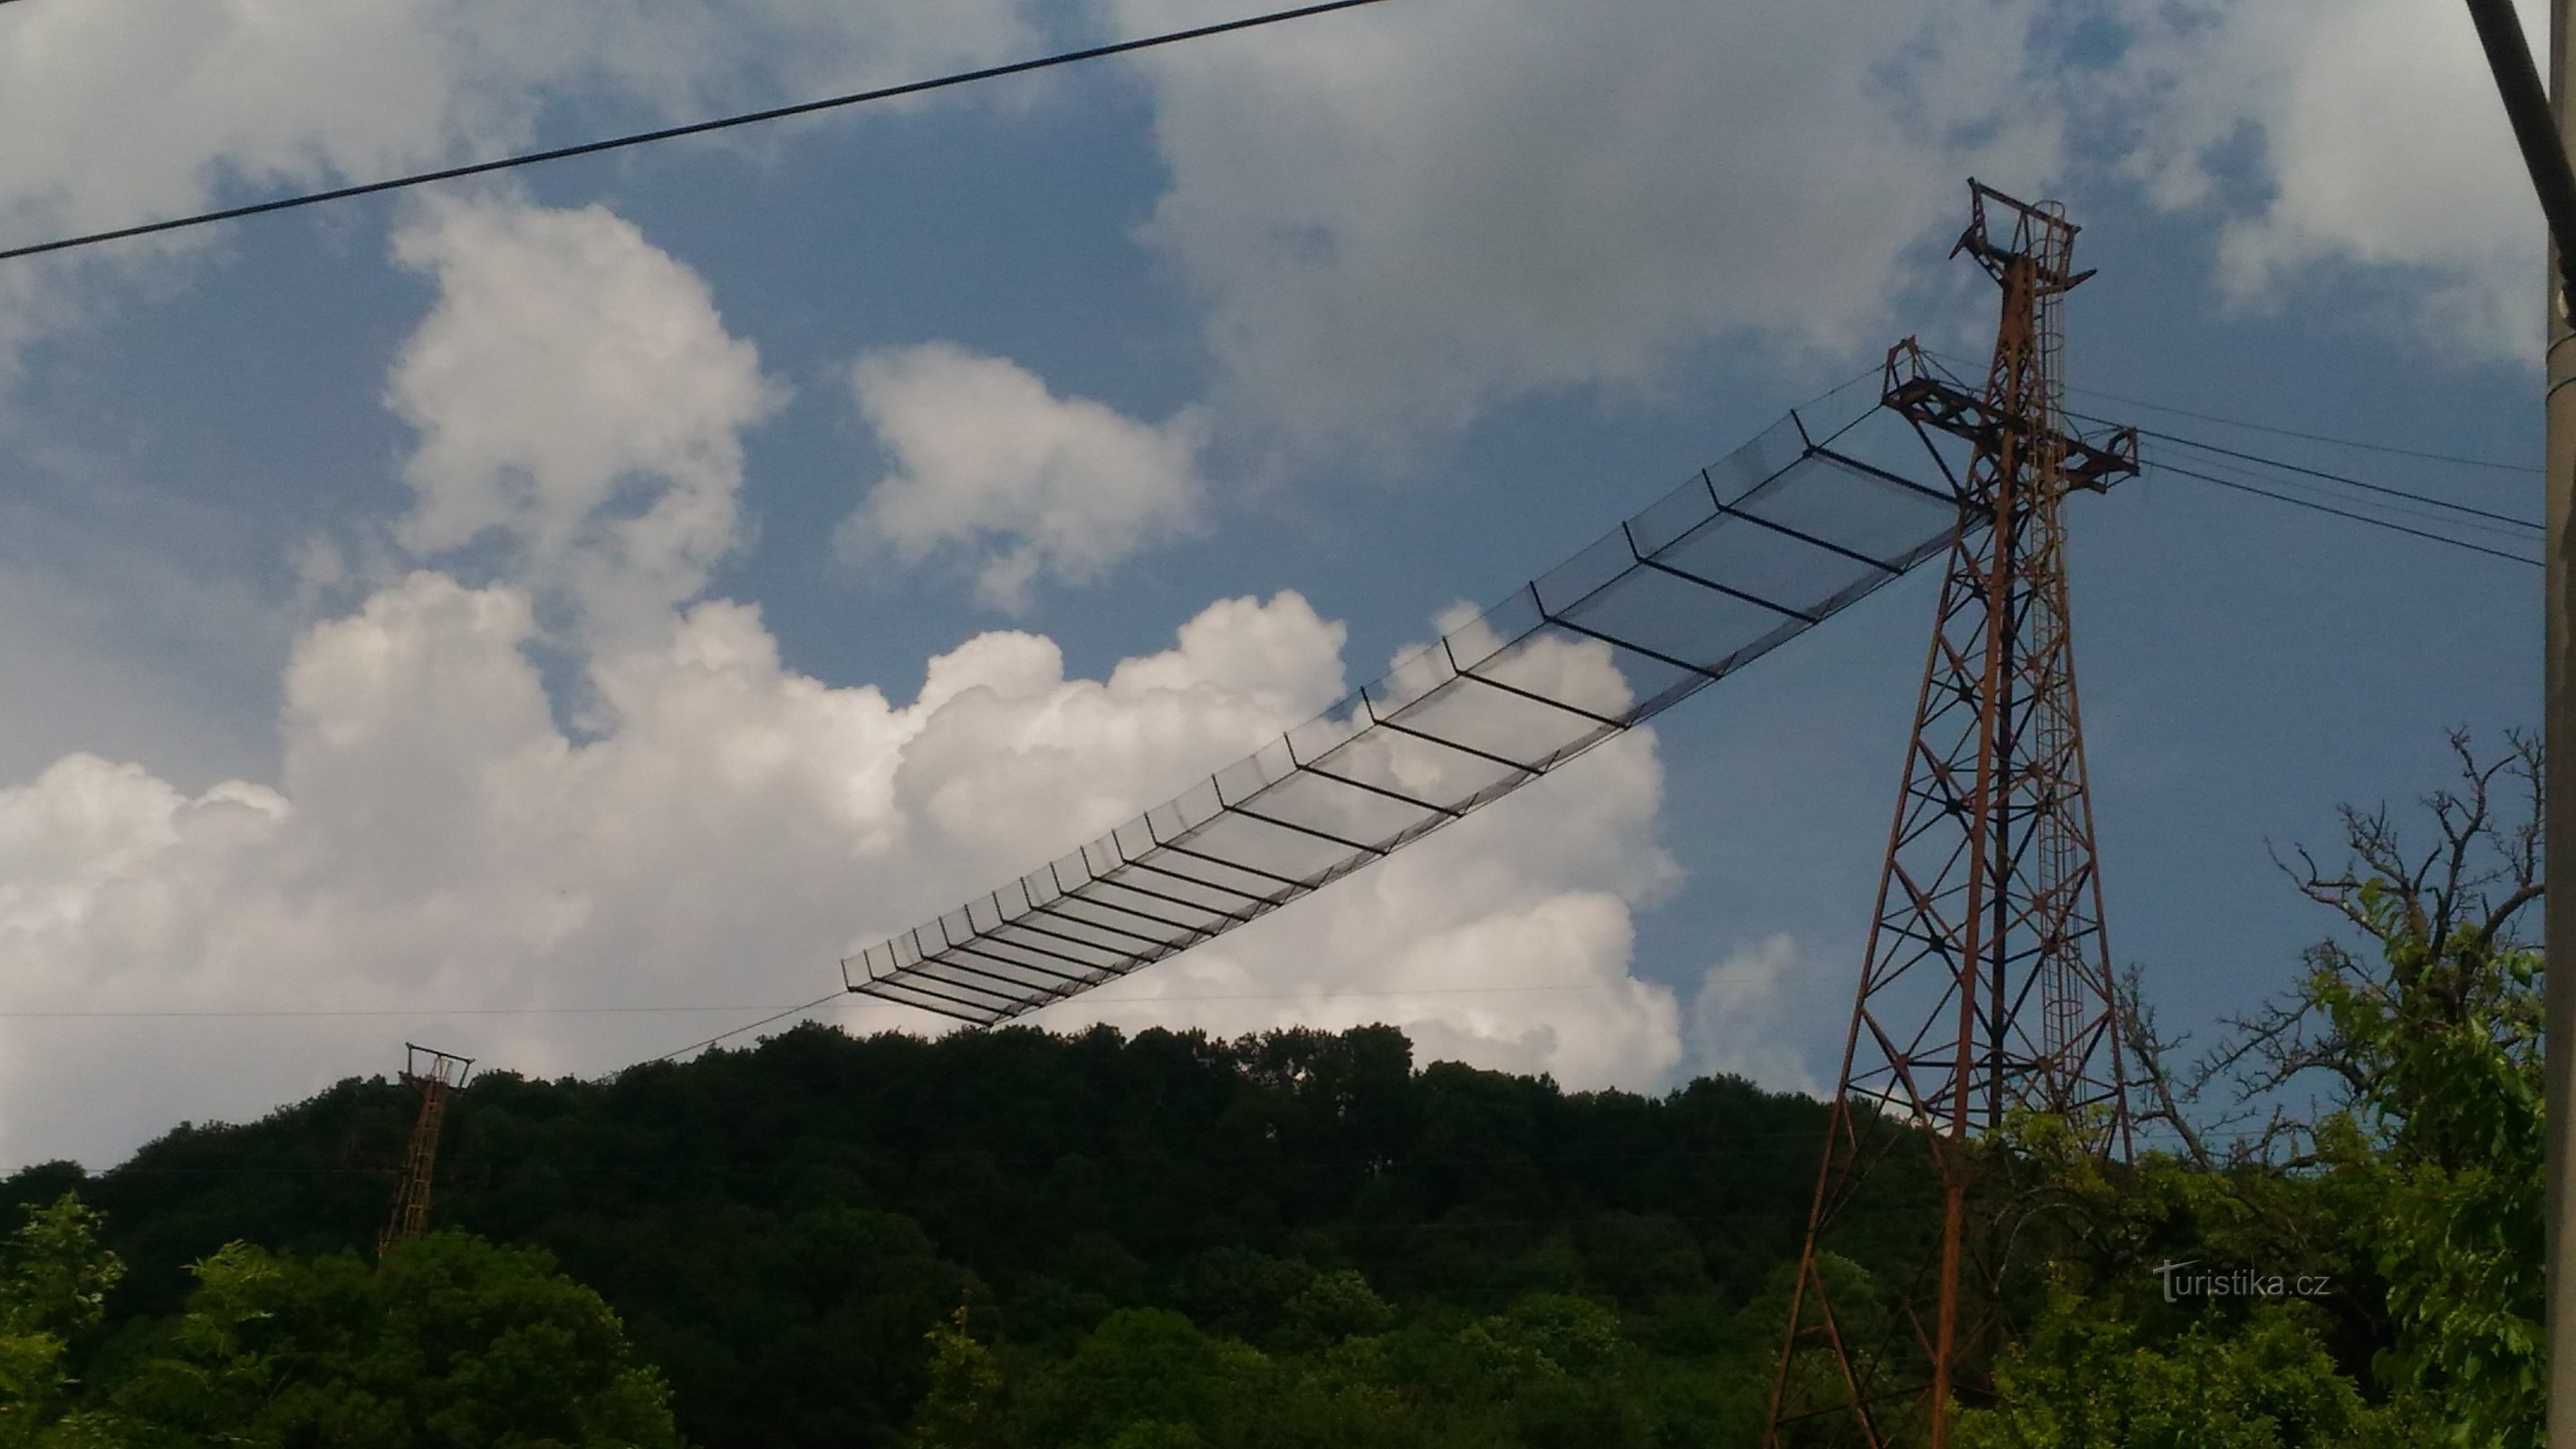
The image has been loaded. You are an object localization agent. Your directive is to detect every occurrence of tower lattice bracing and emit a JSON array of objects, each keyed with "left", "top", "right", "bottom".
[
  {"left": 378, "top": 1043, "right": 474, "bottom": 1258},
  {"left": 1764, "top": 183, "right": 2139, "bottom": 1448}
]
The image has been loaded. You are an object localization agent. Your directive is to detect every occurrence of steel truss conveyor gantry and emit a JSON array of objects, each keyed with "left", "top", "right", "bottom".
[{"left": 845, "top": 369, "right": 2025, "bottom": 1026}]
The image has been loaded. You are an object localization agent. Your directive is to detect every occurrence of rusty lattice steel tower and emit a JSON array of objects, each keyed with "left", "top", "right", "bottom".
[
  {"left": 1764, "top": 183, "right": 2139, "bottom": 1448},
  {"left": 378, "top": 1043, "right": 474, "bottom": 1257}
]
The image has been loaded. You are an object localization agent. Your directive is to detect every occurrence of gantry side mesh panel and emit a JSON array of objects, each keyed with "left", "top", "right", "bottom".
[{"left": 845, "top": 388, "right": 1968, "bottom": 1025}]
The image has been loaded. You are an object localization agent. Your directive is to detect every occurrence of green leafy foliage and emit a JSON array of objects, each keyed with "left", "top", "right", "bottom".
[
  {"left": 3, "top": 1025, "right": 1889, "bottom": 1448},
  {"left": 1956, "top": 1291, "right": 2379, "bottom": 1449},
  {"left": 1959, "top": 734, "right": 2547, "bottom": 1449},
  {"left": 0, "top": 1214, "right": 680, "bottom": 1448},
  {"left": 907, "top": 1307, "right": 1004, "bottom": 1449},
  {"left": 0, "top": 1195, "right": 122, "bottom": 1448},
  {"left": 2312, "top": 887, "right": 2544, "bottom": 1448}
]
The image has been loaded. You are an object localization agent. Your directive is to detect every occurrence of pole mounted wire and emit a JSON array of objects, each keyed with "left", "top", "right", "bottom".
[
  {"left": 0, "top": 0, "right": 1403, "bottom": 265},
  {"left": 2068, "top": 385, "right": 2539, "bottom": 475},
  {"left": 2150, "top": 461, "right": 2542, "bottom": 567}
]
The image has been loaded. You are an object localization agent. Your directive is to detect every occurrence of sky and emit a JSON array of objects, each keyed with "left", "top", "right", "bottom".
[{"left": 0, "top": 0, "right": 2548, "bottom": 1169}]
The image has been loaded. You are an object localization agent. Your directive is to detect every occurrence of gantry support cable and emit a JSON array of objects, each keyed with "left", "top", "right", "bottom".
[{"left": 0, "top": 0, "right": 1402, "bottom": 264}]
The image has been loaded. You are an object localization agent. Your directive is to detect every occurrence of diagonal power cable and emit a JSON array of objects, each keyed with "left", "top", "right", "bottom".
[
  {"left": 0, "top": 0, "right": 1400, "bottom": 264},
  {"left": 2122, "top": 425, "right": 2541, "bottom": 531},
  {"left": 649, "top": 990, "right": 850, "bottom": 1063},
  {"left": 2069, "top": 384, "right": 2540, "bottom": 475},
  {"left": 2149, "top": 460, "right": 2541, "bottom": 568}
]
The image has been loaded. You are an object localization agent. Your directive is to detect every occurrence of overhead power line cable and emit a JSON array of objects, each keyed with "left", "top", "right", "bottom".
[
  {"left": 2066, "top": 383, "right": 2539, "bottom": 475},
  {"left": 0, "top": 0, "right": 1399, "bottom": 265},
  {"left": 2149, "top": 460, "right": 2541, "bottom": 567},
  {"left": 1927, "top": 349, "right": 2539, "bottom": 476},
  {"left": 2147, "top": 447, "right": 2542, "bottom": 544},
  {"left": 1966, "top": 365, "right": 2541, "bottom": 557},
  {"left": 2110, "top": 422, "right": 2542, "bottom": 532},
  {"left": 649, "top": 991, "right": 848, "bottom": 1063}
]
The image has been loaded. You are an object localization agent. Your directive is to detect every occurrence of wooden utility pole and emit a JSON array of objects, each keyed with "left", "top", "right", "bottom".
[
  {"left": 2451, "top": 5, "right": 2576, "bottom": 1439},
  {"left": 2551, "top": 1, "right": 2576, "bottom": 1435}
]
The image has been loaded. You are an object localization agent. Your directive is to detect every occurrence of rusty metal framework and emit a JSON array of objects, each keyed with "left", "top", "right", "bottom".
[
  {"left": 378, "top": 1042, "right": 474, "bottom": 1257},
  {"left": 846, "top": 381, "right": 1971, "bottom": 1025},
  {"left": 1764, "top": 183, "right": 2139, "bottom": 1448}
]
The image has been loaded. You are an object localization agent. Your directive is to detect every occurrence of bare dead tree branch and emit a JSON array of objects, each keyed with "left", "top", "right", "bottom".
[
  {"left": 2117, "top": 964, "right": 2214, "bottom": 1171},
  {"left": 2198, "top": 730, "right": 2543, "bottom": 1166}
]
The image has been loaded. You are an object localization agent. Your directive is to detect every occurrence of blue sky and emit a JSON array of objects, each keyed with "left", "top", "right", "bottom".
[{"left": 0, "top": 0, "right": 2544, "bottom": 1166}]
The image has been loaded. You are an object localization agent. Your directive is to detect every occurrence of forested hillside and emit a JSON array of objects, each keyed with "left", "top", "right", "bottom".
[{"left": 0, "top": 1023, "right": 1933, "bottom": 1447}]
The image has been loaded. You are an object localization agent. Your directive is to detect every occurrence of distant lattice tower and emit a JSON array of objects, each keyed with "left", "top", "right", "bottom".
[
  {"left": 1764, "top": 183, "right": 2139, "bottom": 1449},
  {"left": 378, "top": 1043, "right": 474, "bottom": 1258}
]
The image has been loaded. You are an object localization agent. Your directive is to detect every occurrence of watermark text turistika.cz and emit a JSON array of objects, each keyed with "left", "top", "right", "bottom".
[{"left": 2150, "top": 1260, "right": 2331, "bottom": 1303}]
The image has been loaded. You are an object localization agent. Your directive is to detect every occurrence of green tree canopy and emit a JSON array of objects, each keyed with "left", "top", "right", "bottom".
[
  {"left": 1961, "top": 732, "right": 2546, "bottom": 1449},
  {"left": 20, "top": 1224, "right": 687, "bottom": 1449}
]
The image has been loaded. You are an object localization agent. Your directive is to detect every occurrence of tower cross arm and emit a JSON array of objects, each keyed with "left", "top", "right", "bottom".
[{"left": 1880, "top": 339, "right": 2140, "bottom": 494}]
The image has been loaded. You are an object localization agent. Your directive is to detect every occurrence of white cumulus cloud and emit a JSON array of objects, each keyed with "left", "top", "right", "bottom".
[
  {"left": 387, "top": 196, "right": 784, "bottom": 646},
  {"left": 844, "top": 342, "right": 1208, "bottom": 611},
  {"left": 1103, "top": 0, "right": 2069, "bottom": 446},
  {"left": 0, "top": 200, "right": 1690, "bottom": 1168},
  {"left": 2113, "top": 0, "right": 2546, "bottom": 358},
  {"left": 0, "top": 572, "right": 1690, "bottom": 1166},
  {"left": 1687, "top": 932, "right": 1822, "bottom": 1097}
]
